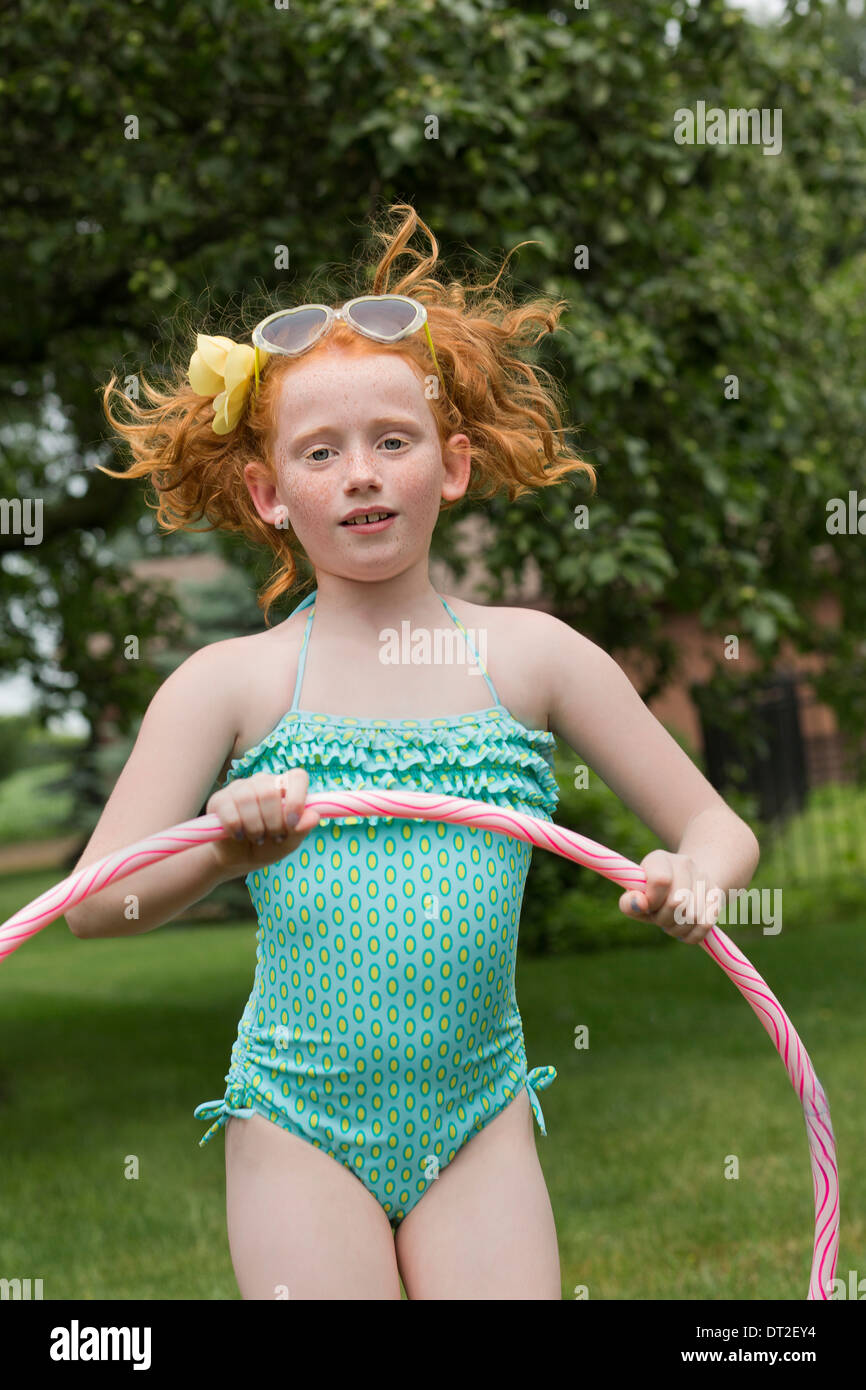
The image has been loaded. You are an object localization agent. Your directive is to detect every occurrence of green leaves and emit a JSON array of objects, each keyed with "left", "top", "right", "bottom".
[
  {"left": 587, "top": 550, "right": 618, "bottom": 586},
  {"left": 2, "top": 0, "right": 865, "bottom": 757}
]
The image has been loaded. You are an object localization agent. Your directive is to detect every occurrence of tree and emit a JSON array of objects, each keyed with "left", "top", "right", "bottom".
[{"left": 2, "top": 0, "right": 865, "bottom": 836}]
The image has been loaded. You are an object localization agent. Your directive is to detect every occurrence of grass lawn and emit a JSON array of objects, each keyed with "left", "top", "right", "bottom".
[
  {"left": 0, "top": 761, "right": 77, "bottom": 844},
  {"left": 0, "top": 865, "right": 863, "bottom": 1300}
]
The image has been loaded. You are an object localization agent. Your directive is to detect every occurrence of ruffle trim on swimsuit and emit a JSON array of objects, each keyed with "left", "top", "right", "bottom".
[
  {"left": 525, "top": 1064, "right": 557, "bottom": 1136},
  {"left": 221, "top": 707, "right": 559, "bottom": 825}
]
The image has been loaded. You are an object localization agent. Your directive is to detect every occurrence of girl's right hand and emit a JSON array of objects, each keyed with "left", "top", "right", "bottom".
[{"left": 207, "top": 768, "right": 321, "bottom": 882}]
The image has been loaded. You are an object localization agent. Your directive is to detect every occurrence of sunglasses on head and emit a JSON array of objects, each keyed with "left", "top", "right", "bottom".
[{"left": 250, "top": 294, "right": 444, "bottom": 397}]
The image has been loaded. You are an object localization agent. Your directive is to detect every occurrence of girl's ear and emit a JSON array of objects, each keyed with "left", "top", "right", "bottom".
[
  {"left": 441, "top": 433, "right": 472, "bottom": 502},
  {"left": 243, "top": 459, "right": 284, "bottom": 526}
]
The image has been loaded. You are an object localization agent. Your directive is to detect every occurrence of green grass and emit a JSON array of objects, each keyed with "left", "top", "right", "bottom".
[
  {"left": 0, "top": 761, "right": 77, "bottom": 843},
  {"left": 0, "top": 866, "right": 862, "bottom": 1300},
  {"left": 755, "top": 780, "right": 866, "bottom": 883}
]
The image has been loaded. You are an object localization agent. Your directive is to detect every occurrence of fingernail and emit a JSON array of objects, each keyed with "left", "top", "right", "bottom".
[
  {"left": 234, "top": 830, "right": 245, "bottom": 841},
  {"left": 631, "top": 895, "right": 640, "bottom": 913},
  {"left": 284, "top": 811, "right": 299, "bottom": 828},
  {"left": 256, "top": 836, "right": 265, "bottom": 845}
]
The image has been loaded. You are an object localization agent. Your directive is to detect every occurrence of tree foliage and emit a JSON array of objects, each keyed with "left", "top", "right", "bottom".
[{"left": 1, "top": 0, "right": 865, "bottom": 804}]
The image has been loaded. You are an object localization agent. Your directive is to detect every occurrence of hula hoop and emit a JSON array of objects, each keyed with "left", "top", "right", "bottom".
[{"left": 0, "top": 787, "right": 838, "bottom": 1300}]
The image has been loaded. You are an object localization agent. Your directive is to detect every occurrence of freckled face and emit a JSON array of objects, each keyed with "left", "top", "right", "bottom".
[{"left": 269, "top": 347, "right": 464, "bottom": 581}]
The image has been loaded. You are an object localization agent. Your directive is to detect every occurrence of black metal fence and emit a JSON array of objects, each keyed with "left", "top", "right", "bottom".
[{"left": 692, "top": 671, "right": 866, "bottom": 883}]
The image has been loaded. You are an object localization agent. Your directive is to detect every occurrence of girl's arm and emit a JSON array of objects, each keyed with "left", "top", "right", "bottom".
[
  {"left": 531, "top": 612, "right": 760, "bottom": 932},
  {"left": 65, "top": 644, "right": 240, "bottom": 939}
]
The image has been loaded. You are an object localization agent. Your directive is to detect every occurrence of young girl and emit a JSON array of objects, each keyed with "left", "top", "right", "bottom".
[{"left": 68, "top": 204, "right": 759, "bottom": 1300}]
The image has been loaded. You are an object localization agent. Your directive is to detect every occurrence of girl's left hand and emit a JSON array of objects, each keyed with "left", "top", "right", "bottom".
[{"left": 618, "top": 850, "right": 722, "bottom": 945}]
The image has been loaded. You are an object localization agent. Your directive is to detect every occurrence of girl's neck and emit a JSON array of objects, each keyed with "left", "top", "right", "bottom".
[{"left": 309, "top": 569, "right": 448, "bottom": 633}]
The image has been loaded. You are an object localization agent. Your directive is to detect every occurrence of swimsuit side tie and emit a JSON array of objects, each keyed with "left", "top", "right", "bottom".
[
  {"left": 193, "top": 1087, "right": 256, "bottom": 1146},
  {"left": 525, "top": 1064, "right": 557, "bottom": 1136}
]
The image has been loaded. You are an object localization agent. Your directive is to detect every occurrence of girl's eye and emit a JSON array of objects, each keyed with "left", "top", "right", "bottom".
[{"left": 304, "top": 438, "right": 408, "bottom": 464}]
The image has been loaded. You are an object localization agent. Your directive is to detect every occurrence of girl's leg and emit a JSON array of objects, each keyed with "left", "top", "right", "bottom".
[
  {"left": 224, "top": 1113, "right": 403, "bottom": 1300},
  {"left": 393, "top": 1089, "right": 561, "bottom": 1300}
]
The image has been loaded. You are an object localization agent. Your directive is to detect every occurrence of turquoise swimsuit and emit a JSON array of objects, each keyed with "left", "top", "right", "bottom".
[{"left": 194, "top": 590, "right": 560, "bottom": 1229}]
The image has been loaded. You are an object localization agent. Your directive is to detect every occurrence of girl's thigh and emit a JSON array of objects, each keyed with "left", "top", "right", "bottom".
[
  {"left": 224, "top": 1113, "right": 403, "bottom": 1300},
  {"left": 394, "top": 1089, "right": 561, "bottom": 1300}
]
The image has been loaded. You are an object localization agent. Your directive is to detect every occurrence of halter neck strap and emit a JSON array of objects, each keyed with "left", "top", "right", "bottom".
[{"left": 288, "top": 588, "right": 500, "bottom": 711}]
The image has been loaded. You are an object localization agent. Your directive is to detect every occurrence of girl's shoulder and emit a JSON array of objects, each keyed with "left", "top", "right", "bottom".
[
  {"left": 202, "top": 614, "right": 312, "bottom": 783},
  {"left": 198, "top": 607, "right": 309, "bottom": 663},
  {"left": 440, "top": 594, "right": 568, "bottom": 646}
]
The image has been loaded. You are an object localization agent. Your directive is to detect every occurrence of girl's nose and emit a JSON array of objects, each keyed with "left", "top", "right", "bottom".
[{"left": 344, "top": 452, "right": 383, "bottom": 484}]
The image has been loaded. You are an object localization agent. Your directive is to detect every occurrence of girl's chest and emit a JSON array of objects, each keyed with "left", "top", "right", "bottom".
[{"left": 219, "top": 609, "right": 550, "bottom": 785}]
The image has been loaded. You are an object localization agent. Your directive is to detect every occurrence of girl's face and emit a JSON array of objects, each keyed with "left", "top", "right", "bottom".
[{"left": 244, "top": 346, "right": 471, "bottom": 584}]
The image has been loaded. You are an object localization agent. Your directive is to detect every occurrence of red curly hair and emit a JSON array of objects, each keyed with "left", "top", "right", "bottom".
[{"left": 99, "top": 203, "right": 595, "bottom": 625}]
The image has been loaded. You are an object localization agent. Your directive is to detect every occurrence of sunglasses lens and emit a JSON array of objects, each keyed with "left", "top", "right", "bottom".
[
  {"left": 347, "top": 298, "right": 417, "bottom": 340},
  {"left": 259, "top": 308, "right": 329, "bottom": 351}
]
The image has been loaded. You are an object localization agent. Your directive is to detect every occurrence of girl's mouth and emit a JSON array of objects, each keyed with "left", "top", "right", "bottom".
[{"left": 339, "top": 511, "right": 397, "bottom": 533}]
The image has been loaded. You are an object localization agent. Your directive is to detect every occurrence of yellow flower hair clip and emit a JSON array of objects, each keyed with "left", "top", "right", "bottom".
[{"left": 188, "top": 334, "right": 268, "bottom": 435}]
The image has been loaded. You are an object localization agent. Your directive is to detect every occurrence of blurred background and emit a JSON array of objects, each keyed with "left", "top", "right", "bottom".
[{"left": 0, "top": 0, "right": 864, "bottom": 1300}]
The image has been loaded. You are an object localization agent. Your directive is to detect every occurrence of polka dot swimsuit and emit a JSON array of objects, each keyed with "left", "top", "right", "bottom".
[{"left": 193, "top": 590, "right": 560, "bottom": 1230}]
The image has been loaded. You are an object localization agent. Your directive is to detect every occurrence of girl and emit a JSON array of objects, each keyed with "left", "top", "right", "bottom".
[{"left": 67, "top": 204, "right": 759, "bottom": 1300}]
